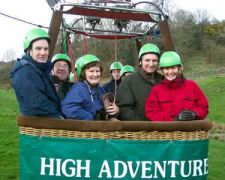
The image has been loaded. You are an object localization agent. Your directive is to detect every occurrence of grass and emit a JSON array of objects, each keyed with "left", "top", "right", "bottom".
[
  {"left": 0, "top": 75, "right": 225, "bottom": 179},
  {"left": 0, "top": 89, "right": 19, "bottom": 179},
  {"left": 198, "top": 76, "right": 225, "bottom": 124},
  {"left": 208, "top": 140, "right": 225, "bottom": 180}
]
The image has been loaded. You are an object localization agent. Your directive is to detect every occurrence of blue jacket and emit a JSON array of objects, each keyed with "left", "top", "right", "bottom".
[
  {"left": 11, "top": 54, "right": 62, "bottom": 118},
  {"left": 61, "top": 81, "right": 106, "bottom": 120}
]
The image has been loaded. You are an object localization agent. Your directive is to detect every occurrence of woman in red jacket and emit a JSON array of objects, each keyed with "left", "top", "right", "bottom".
[{"left": 145, "top": 51, "right": 208, "bottom": 121}]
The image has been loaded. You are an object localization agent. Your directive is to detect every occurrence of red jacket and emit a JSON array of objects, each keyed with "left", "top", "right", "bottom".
[{"left": 145, "top": 78, "right": 208, "bottom": 121}]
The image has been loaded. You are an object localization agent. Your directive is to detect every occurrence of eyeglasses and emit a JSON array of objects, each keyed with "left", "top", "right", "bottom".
[{"left": 55, "top": 64, "right": 69, "bottom": 69}]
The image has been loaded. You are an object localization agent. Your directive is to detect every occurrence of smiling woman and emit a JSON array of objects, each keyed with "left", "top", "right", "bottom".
[
  {"left": 145, "top": 51, "right": 209, "bottom": 122},
  {"left": 61, "top": 54, "right": 119, "bottom": 120}
]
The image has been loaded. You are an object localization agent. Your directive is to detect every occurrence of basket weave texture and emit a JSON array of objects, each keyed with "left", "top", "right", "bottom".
[{"left": 19, "top": 126, "right": 208, "bottom": 140}]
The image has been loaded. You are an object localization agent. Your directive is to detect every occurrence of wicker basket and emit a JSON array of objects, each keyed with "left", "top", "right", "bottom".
[{"left": 17, "top": 115, "right": 212, "bottom": 141}]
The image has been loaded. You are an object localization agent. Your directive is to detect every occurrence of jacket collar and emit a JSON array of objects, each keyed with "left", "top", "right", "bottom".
[{"left": 161, "top": 77, "right": 185, "bottom": 88}]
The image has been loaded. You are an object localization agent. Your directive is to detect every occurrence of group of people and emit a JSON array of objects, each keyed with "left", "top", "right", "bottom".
[{"left": 11, "top": 28, "right": 209, "bottom": 121}]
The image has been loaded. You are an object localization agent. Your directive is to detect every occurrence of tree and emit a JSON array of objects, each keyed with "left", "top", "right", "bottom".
[
  {"left": 2, "top": 48, "right": 17, "bottom": 62},
  {"left": 194, "top": 9, "right": 211, "bottom": 24}
]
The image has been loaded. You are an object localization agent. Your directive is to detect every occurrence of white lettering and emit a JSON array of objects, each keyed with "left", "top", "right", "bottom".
[
  {"left": 76, "top": 160, "right": 90, "bottom": 178},
  {"left": 98, "top": 160, "right": 112, "bottom": 178},
  {"left": 204, "top": 158, "right": 208, "bottom": 175},
  {"left": 114, "top": 161, "right": 127, "bottom": 178},
  {"left": 168, "top": 161, "right": 179, "bottom": 178},
  {"left": 153, "top": 161, "right": 166, "bottom": 178},
  {"left": 39, "top": 158, "right": 208, "bottom": 178},
  {"left": 56, "top": 159, "right": 61, "bottom": 176},
  {"left": 127, "top": 161, "right": 140, "bottom": 178},
  {"left": 61, "top": 159, "right": 75, "bottom": 177},
  {"left": 141, "top": 161, "right": 152, "bottom": 178},
  {"left": 180, "top": 160, "right": 192, "bottom": 177},
  {"left": 193, "top": 160, "right": 203, "bottom": 176},
  {"left": 40, "top": 157, "right": 54, "bottom": 176}
]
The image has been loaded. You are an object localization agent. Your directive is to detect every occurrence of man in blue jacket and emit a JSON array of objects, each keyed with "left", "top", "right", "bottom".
[{"left": 11, "top": 28, "right": 62, "bottom": 118}]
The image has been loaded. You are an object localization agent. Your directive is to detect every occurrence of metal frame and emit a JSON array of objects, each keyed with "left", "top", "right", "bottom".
[{"left": 47, "top": 0, "right": 174, "bottom": 57}]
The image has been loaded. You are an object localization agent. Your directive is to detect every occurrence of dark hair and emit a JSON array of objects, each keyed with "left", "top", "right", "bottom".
[{"left": 80, "top": 62, "right": 103, "bottom": 81}]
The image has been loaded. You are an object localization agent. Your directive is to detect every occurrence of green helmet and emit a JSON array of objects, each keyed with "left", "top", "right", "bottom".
[
  {"left": 159, "top": 51, "right": 183, "bottom": 68},
  {"left": 51, "top": 53, "right": 71, "bottom": 66},
  {"left": 138, "top": 43, "right": 160, "bottom": 60},
  {"left": 120, "top": 65, "right": 134, "bottom": 78},
  {"left": 110, "top": 62, "right": 123, "bottom": 71},
  {"left": 69, "top": 72, "right": 75, "bottom": 82},
  {"left": 75, "top": 57, "right": 82, "bottom": 70},
  {"left": 23, "top": 28, "right": 50, "bottom": 52},
  {"left": 76, "top": 54, "right": 100, "bottom": 78}
]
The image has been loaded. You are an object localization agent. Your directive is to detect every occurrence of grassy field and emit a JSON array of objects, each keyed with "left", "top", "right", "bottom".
[
  {"left": 0, "top": 76, "right": 225, "bottom": 179},
  {"left": 198, "top": 77, "right": 225, "bottom": 123},
  {"left": 0, "top": 89, "right": 19, "bottom": 179}
]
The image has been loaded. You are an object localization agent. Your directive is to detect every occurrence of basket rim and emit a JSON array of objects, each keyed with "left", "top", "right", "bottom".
[
  {"left": 19, "top": 126, "right": 209, "bottom": 140},
  {"left": 17, "top": 115, "right": 212, "bottom": 132}
]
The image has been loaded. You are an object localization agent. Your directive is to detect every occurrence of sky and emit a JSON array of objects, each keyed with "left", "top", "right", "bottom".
[
  {"left": 0, "top": 0, "right": 224, "bottom": 60},
  {"left": 173, "top": 0, "right": 225, "bottom": 20}
]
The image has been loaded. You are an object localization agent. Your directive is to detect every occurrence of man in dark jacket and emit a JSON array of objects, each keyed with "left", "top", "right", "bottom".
[
  {"left": 11, "top": 28, "right": 62, "bottom": 118},
  {"left": 51, "top": 53, "right": 74, "bottom": 100},
  {"left": 103, "top": 61, "right": 123, "bottom": 96},
  {"left": 117, "top": 43, "right": 163, "bottom": 121}
]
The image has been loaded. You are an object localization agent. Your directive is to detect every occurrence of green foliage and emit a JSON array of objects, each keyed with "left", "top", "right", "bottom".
[
  {"left": 170, "top": 10, "right": 225, "bottom": 65},
  {"left": 203, "top": 23, "right": 225, "bottom": 38},
  {"left": 0, "top": 61, "right": 15, "bottom": 89}
]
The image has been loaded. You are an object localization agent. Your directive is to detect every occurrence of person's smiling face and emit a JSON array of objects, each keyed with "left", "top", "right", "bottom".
[
  {"left": 52, "top": 61, "right": 70, "bottom": 81},
  {"left": 162, "top": 66, "right": 179, "bottom": 81},
  {"left": 85, "top": 65, "right": 101, "bottom": 86},
  {"left": 140, "top": 54, "right": 159, "bottom": 73}
]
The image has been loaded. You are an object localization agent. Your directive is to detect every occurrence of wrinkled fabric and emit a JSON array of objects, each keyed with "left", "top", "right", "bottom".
[
  {"left": 145, "top": 78, "right": 209, "bottom": 121},
  {"left": 117, "top": 70, "right": 163, "bottom": 121},
  {"left": 11, "top": 54, "right": 62, "bottom": 118},
  {"left": 61, "top": 81, "right": 106, "bottom": 120},
  {"left": 103, "top": 78, "right": 121, "bottom": 95}
]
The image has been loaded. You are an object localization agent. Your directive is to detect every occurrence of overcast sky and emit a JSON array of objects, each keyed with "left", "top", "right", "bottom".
[{"left": 0, "top": 0, "right": 224, "bottom": 60}]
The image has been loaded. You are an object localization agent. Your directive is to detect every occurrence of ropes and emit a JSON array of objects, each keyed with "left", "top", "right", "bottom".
[
  {"left": 114, "top": 36, "right": 119, "bottom": 97},
  {"left": 114, "top": 36, "right": 118, "bottom": 61},
  {"left": 0, "top": 11, "right": 49, "bottom": 29}
]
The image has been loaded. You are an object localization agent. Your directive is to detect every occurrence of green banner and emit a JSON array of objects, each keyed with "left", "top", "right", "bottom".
[{"left": 19, "top": 134, "right": 208, "bottom": 179}]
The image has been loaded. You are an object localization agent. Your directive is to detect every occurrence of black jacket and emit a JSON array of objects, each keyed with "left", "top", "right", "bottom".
[
  {"left": 103, "top": 78, "right": 121, "bottom": 96},
  {"left": 51, "top": 75, "right": 74, "bottom": 101}
]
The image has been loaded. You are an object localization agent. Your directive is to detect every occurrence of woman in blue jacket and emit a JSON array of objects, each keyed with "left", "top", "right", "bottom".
[{"left": 61, "top": 54, "right": 119, "bottom": 120}]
